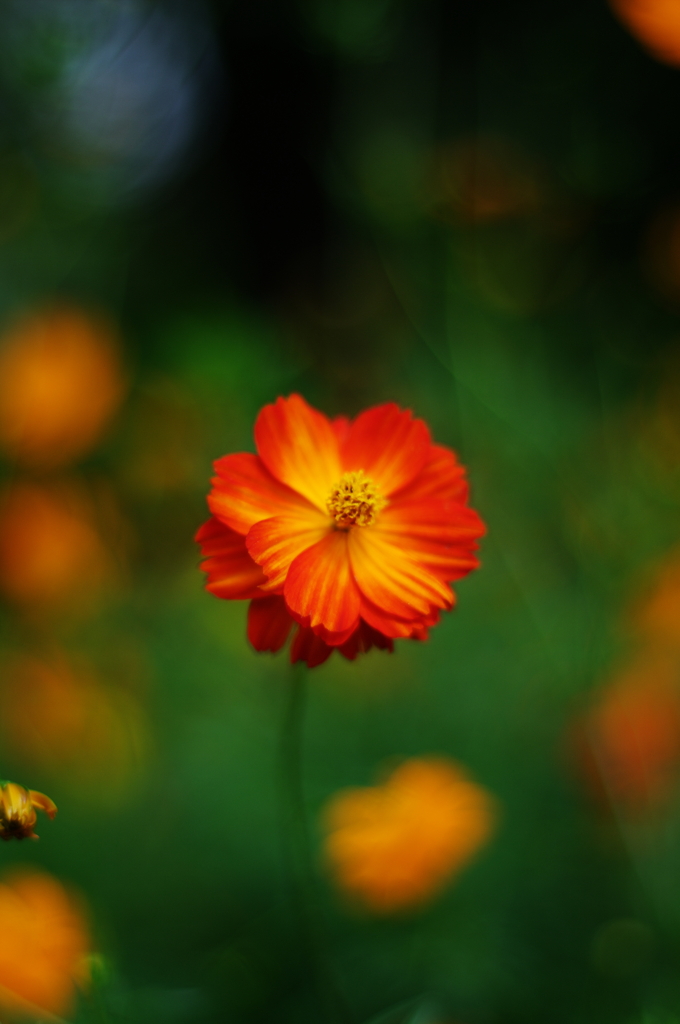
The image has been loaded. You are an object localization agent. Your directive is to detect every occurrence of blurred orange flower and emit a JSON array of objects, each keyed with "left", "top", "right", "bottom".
[
  {"left": 0, "top": 306, "right": 126, "bottom": 467},
  {"left": 322, "top": 758, "right": 496, "bottom": 914},
  {"left": 609, "top": 0, "right": 680, "bottom": 65},
  {"left": 631, "top": 551, "right": 680, "bottom": 649},
  {"left": 0, "top": 868, "right": 90, "bottom": 1019},
  {"left": 0, "top": 651, "right": 147, "bottom": 801},
  {"left": 197, "top": 394, "right": 484, "bottom": 667},
  {"left": 0, "top": 783, "right": 56, "bottom": 842},
  {"left": 576, "top": 657, "right": 680, "bottom": 812},
  {"left": 0, "top": 482, "right": 114, "bottom": 611}
]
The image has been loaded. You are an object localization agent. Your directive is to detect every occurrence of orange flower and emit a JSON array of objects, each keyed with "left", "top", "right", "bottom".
[
  {"left": 0, "top": 783, "right": 57, "bottom": 841},
  {"left": 575, "top": 656, "right": 680, "bottom": 812},
  {"left": 196, "top": 395, "right": 484, "bottom": 667},
  {"left": 0, "top": 306, "right": 126, "bottom": 467},
  {"left": 609, "top": 0, "right": 680, "bottom": 65},
  {"left": 0, "top": 482, "right": 114, "bottom": 611},
  {"left": 0, "top": 868, "right": 90, "bottom": 1018},
  {"left": 322, "top": 758, "right": 496, "bottom": 913}
]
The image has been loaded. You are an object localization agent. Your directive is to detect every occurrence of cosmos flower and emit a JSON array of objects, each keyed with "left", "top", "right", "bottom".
[
  {"left": 322, "top": 758, "right": 496, "bottom": 913},
  {"left": 197, "top": 394, "right": 484, "bottom": 667},
  {"left": 0, "top": 782, "right": 57, "bottom": 841},
  {"left": 0, "top": 868, "right": 90, "bottom": 1018}
]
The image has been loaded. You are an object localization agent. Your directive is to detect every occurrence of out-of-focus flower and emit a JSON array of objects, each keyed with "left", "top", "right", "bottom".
[
  {"left": 322, "top": 758, "right": 496, "bottom": 913},
  {"left": 430, "top": 137, "right": 544, "bottom": 225},
  {"left": 0, "top": 783, "right": 56, "bottom": 841},
  {"left": 631, "top": 551, "right": 680, "bottom": 649},
  {"left": 197, "top": 395, "right": 484, "bottom": 667},
  {"left": 0, "top": 482, "right": 115, "bottom": 612},
  {"left": 609, "top": 0, "right": 680, "bottom": 65},
  {"left": 0, "top": 868, "right": 90, "bottom": 1018},
  {"left": 0, "top": 307, "right": 126, "bottom": 467},
  {"left": 575, "top": 657, "right": 680, "bottom": 812},
  {"left": 0, "top": 651, "right": 148, "bottom": 802}
]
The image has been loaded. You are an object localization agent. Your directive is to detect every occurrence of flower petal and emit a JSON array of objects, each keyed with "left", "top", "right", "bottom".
[
  {"left": 254, "top": 394, "right": 342, "bottom": 509},
  {"left": 359, "top": 595, "right": 438, "bottom": 639},
  {"left": 341, "top": 404, "right": 431, "bottom": 497},
  {"left": 196, "top": 517, "right": 268, "bottom": 599},
  {"left": 284, "top": 529, "right": 361, "bottom": 636},
  {"left": 247, "top": 596, "right": 294, "bottom": 652},
  {"left": 339, "top": 621, "right": 394, "bottom": 660},
  {"left": 246, "top": 512, "right": 330, "bottom": 591},
  {"left": 28, "top": 790, "right": 57, "bottom": 819},
  {"left": 291, "top": 626, "right": 334, "bottom": 668},
  {"left": 208, "top": 452, "right": 315, "bottom": 535},
  {"left": 378, "top": 501, "right": 484, "bottom": 581},
  {"left": 393, "top": 444, "right": 470, "bottom": 503},
  {"left": 349, "top": 527, "right": 453, "bottom": 620}
]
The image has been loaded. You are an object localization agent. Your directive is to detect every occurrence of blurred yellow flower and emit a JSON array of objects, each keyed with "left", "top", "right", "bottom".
[
  {"left": 0, "top": 868, "right": 90, "bottom": 1019},
  {"left": 610, "top": 0, "right": 680, "bottom": 65},
  {"left": 322, "top": 758, "right": 496, "bottom": 914},
  {"left": 0, "top": 306, "right": 126, "bottom": 467},
  {"left": 0, "top": 783, "right": 56, "bottom": 842},
  {"left": 0, "top": 482, "right": 114, "bottom": 612}
]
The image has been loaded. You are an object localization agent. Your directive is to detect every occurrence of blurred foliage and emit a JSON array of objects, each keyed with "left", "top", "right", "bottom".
[{"left": 2, "top": 1, "right": 680, "bottom": 1023}]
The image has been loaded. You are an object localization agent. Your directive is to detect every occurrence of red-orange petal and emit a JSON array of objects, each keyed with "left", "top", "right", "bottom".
[
  {"left": 196, "top": 517, "right": 268, "bottom": 599},
  {"left": 359, "top": 594, "right": 438, "bottom": 639},
  {"left": 378, "top": 500, "right": 484, "bottom": 581},
  {"left": 291, "top": 626, "right": 334, "bottom": 668},
  {"left": 349, "top": 527, "right": 453, "bottom": 621},
  {"left": 208, "top": 452, "right": 315, "bottom": 535},
  {"left": 341, "top": 404, "right": 431, "bottom": 497},
  {"left": 254, "top": 395, "right": 342, "bottom": 510},
  {"left": 284, "top": 530, "right": 361, "bottom": 636},
  {"left": 246, "top": 511, "right": 330, "bottom": 591},
  {"left": 392, "top": 444, "right": 470, "bottom": 503},
  {"left": 339, "top": 620, "right": 394, "bottom": 660},
  {"left": 247, "top": 596, "right": 294, "bottom": 652}
]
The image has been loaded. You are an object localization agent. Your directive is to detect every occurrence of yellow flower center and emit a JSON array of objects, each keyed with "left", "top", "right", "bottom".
[{"left": 327, "top": 470, "right": 386, "bottom": 528}]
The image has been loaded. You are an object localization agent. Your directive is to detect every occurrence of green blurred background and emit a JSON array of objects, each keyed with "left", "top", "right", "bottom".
[{"left": 3, "top": 1, "right": 680, "bottom": 1021}]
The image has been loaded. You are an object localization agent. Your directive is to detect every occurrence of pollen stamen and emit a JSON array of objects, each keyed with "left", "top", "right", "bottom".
[{"left": 327, "top": 470, "right": 386, "bottom": 528}]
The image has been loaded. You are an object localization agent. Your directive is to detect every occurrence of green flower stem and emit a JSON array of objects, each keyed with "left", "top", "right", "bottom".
[{"left": 280, "top": 662, "right": 353, "bottom": 1024}]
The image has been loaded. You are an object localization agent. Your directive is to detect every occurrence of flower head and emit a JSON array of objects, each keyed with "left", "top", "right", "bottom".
[
  {"left": 0, "top": 868, "right": 90, "bottom": 1017},
  {"left": 322, "top": 758, "right": 496, "bottom": 913},
  {"left": 0, "top": 306, "right": 126, "bottom": 468},
  {"left": 0, "top": 782, "right": 57, "bottom": 841},
  {"left": 197, "top": 395, "right": 484, "bottom": 666}
]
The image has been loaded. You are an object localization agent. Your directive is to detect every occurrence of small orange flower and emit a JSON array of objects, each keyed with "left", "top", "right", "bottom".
[
  {"left": 575, "top": 657, "right": 680, "bottom": 812},
  {"left": 609, "top": 0, "right": 680, "bottom": 65},
  {"left": 0, "top": 782, "right": 57, "bottom": 841},
  {"left": 322, "top": 758, "right": 496, "bottom": 913},
  {"left": 196, "top": 395, "right": 484, "bottom": 666},
  {"left": 0, "top": 867, "right": 90, "bottom": 1018},
  {"left": 0, "top": 306, "right": 126, "bottom": 467},
  {"left": 0, "top": 482, "right": 114, "bottom": 611}
]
